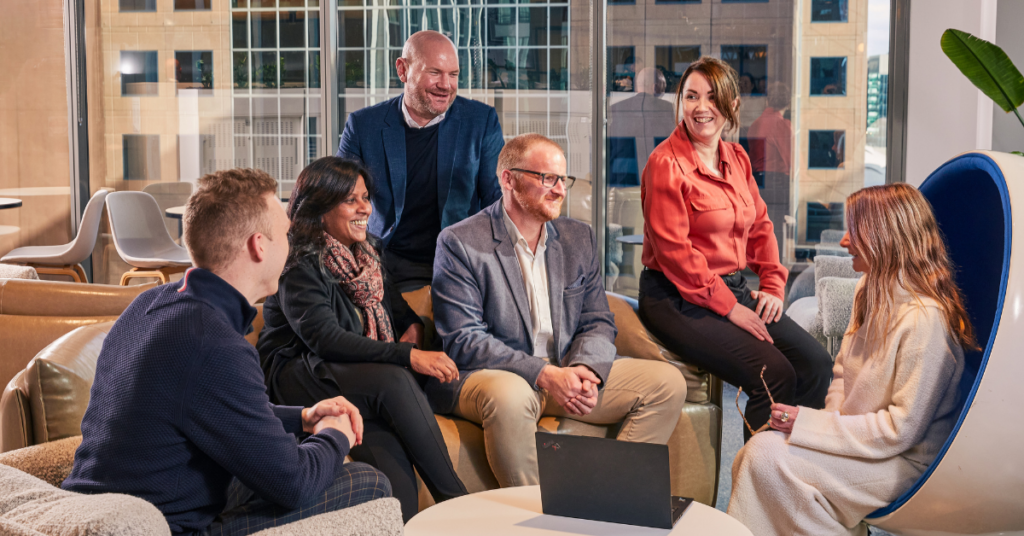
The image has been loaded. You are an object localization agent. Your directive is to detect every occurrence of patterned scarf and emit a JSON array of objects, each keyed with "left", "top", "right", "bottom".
[{"left": 321, "top": 233, "right": 395, "bottom": 342}]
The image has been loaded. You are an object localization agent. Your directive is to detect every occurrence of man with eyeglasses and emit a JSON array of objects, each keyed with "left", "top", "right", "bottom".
[{"left": 427, "top": 133, "right": 687, "bottom": 487}]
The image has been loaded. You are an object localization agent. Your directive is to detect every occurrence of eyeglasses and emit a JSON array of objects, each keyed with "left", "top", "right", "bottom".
[
  {"left": 510, "top": 168, "right": 576, "bottom": 189},
  {"left": 736, "top": 365, "right": 775, "bottom": 436}
]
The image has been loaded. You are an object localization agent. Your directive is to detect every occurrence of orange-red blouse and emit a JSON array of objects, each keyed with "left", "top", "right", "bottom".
[{"left": 640, "top": 125, "right": 788, "bottom": 316}]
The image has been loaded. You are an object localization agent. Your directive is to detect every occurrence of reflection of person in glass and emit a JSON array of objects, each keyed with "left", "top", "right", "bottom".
[
  {"left": 637, "top": 57, "right": 831, "bottom": 441},
  {"left": 729, "top": 184, "right": 975, "bottom": 536},
  {"left": 607, "top": 67, "right": 676, "bottom": 187},
  {"left": 747, "top": 82, "right": 792, "bottom": 188}
]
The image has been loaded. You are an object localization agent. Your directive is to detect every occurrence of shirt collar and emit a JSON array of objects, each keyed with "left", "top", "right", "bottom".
[
  {"left": 171, "top": 267, "right": 258, "bottom": 336},
  {"left": 501, "top": 203, "right": 547, "bottom": 255},
  {"left": 669, "top": 125, "right": 735, "bottom": 179},
  {"left": 400, "top": 95, "right": 446, "bottom": 129}
]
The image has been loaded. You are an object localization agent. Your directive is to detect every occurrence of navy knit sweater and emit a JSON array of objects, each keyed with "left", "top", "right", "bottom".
[{"left": 63, "top": 269, "right": 351, "bottom": 535}]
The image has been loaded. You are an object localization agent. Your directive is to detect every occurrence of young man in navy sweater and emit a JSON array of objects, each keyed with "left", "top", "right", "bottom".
[{"left": 63, "top": 169, "right": 392, "bottom": 535}]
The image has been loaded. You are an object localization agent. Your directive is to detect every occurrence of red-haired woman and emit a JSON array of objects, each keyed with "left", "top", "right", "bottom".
[
  {"left": 728, "top": 183, "right": 975, "bottom": 535},
  {"left": 638, "top": 56, "right": 832, "bottom": 440}
]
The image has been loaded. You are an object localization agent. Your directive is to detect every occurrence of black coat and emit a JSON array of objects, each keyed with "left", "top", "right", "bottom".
[{"left": 257, "top": 251, "right": 423, "bottom": 403}]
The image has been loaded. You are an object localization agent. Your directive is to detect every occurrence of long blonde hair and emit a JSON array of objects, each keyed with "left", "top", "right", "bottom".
[{"left": 846, "top": 183, "right": 977, "bottom": 350}]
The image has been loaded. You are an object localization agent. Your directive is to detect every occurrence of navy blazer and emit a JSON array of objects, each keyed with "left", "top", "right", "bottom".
[
  {"left": 336, "top": 95, "right": 504, "bottom": 247},
  {"left": 427, "top": 201, "right": 620, "bottom": 414}
]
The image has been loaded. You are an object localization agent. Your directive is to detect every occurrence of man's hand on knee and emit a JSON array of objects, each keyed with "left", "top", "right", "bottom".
[
  {"left": 303, "top": 396, "right": 364, "bottom": 445},
  {"left": 537, "top": 365, "right": 601, "bottom": 416}
]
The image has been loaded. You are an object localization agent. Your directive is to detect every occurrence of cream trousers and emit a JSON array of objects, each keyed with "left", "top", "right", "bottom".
[{"left": 453, "top": 358, "right": 687, "bottom": 487}]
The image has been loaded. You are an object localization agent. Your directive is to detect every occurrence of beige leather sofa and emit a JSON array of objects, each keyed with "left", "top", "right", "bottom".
[{"left": 0, "top": 279, "right": 723, "bottom": 507}]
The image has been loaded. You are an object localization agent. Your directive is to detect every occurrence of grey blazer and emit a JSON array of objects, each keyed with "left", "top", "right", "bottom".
[{"left": 427, "top": 200, "right": 619, "bottom": 414}]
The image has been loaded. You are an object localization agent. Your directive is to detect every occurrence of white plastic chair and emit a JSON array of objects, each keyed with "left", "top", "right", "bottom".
[
  {"left": 142, "top": 182, "right": 193, "bottom": 241},
  {"left": 865, "top": 151, "right": 1024, "bottom": 535},
  {"left": 0, "top": 190, "right": 109, "bottom": 283},
  {"left": 106, "top": 191, "right": 192, "bottom": 285}
]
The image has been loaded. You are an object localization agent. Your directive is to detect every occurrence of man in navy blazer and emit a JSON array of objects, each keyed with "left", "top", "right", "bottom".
[
  {"left": 336, "top": 30, "right": 504, "bottom": 290},
  {"left": 429, "top": 133, "right": 687, "bottom": 488}
]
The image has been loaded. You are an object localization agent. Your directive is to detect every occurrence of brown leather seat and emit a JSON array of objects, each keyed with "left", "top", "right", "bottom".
[{"left": 0, "top": 278, "right": 155, "bottom": 391}]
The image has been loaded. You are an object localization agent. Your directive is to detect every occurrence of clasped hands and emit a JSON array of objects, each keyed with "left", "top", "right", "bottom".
[
  {"left": 537, "top": 364, "right": 602, "bottom": 416},
  {"left": 726, "top": 290, "right": 784, "bottom": 343},
  {"left": 301, "top": 396, "right": 363, "bottom": 448}
]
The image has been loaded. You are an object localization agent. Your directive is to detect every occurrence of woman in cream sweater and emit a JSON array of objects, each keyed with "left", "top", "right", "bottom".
[{"left": 727, "top": 183, "right": 977, "bottom": 536}]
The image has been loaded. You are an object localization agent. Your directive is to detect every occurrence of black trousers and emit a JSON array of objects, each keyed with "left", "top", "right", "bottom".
[
  {"left": 638, "top": 269, "right": 832, "bottom": 441},
  {"left": 274, "top": 361, "right": 467, "bottom": 522}
]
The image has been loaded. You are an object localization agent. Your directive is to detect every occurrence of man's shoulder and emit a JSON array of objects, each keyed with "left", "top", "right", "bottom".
[
  {"left": 440, "top": 204, "right": 495, "bottom": 242},
  {"left": 452, "top": 96, "right": 496, "bottom": 117}
]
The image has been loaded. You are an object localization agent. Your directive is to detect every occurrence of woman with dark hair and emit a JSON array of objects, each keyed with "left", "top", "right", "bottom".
[
  {"left": 257, "top": 156, "right": 467, "bottom": 521},
  {"left": 637, "top": 56, "right": 832, "bottom": 441}
]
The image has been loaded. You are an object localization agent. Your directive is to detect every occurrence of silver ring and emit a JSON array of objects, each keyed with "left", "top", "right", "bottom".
[{"left": 780, "top": 411, "right": 790, "bottom": 423}]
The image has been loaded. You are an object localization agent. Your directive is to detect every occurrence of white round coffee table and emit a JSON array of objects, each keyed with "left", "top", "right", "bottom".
[{"left": 405, "top": 486, "right": 752, "bottom": 536}]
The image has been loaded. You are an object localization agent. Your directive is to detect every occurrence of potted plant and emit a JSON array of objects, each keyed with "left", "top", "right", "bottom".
[{"left": 941, "top": 29, "right": 1024, "bottom": 155}]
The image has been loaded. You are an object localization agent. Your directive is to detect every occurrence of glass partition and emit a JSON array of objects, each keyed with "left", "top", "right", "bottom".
[
  {"left": 336, "top": 0, "right": 594, "bottom": 223},
  {"left": 603, "top": 0, "right": 892, "bottom": 298}
]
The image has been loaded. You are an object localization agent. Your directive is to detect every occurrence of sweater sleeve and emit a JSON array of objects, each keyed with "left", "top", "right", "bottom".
[
  {"left": 789, "top": 305, "right": 960, "bottom": 459},
  {"left": 186, "top": 342, "right": 351, "bottom": 510},
  {"left": 279, "top": 259, "right": 414, "bottom": 367},
  {"left": 641, "top": 153, "right": 738, "bottom": 316}
]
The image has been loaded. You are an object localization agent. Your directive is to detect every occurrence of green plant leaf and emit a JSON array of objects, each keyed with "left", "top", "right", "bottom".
[{"left": 941, "top": 29, "right": 1024, "bottom": 113}]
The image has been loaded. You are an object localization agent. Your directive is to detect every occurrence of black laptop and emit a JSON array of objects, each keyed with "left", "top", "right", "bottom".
[{"left": 536, "top": 432, "right": 693, "bottom": 529}]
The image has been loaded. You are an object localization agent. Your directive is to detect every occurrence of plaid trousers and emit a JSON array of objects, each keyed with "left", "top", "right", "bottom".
[{"left": 200, "top": 462, "right": 392, "bottom": 536}]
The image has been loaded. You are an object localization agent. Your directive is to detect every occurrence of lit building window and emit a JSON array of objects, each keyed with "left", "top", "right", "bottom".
[{"left": 120, "top": 51, "right": 159, "bottom": 97}]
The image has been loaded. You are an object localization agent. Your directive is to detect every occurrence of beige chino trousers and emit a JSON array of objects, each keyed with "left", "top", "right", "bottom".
[{"left": 453, "top": 357, "right": 687, "bottom": 487}]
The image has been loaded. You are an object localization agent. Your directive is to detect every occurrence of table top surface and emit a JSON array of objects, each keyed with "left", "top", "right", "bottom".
[
  {"left": 405, "top": 486, "right": 752, "bottom": 536},
  {"left": 0, "top": 198, "right": 23, "bottom": 209},
  {"left": 616, "top": 234, "right": 644, "bottom": 245},
  {"left": 165, "top": 205, "right": 186, "bottom": 218}
]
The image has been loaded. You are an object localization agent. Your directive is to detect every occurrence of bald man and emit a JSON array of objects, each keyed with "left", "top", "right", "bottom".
[{"left": 337, "top": 31, "right": 504, "bottom": 292}]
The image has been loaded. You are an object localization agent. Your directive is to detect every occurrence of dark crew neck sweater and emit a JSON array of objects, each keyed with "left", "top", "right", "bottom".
[
  {"left": 63, "top": 268, "right": 351, "bottom": 535},
  {"left": 386, "top": 120, "right": 442, "bottom": 264}
]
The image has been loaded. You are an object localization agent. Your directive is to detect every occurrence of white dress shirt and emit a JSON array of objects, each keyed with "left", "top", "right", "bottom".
[
  {"left": 502, "top": 205, "right": 555, "bottom": 359},
  {"left": 401, "top": 96, "right": 446, "bottom": 129}
]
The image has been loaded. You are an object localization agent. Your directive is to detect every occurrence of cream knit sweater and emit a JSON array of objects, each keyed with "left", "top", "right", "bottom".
[{"left": 729, "top": 281, "right": 965, "bottom": 536}]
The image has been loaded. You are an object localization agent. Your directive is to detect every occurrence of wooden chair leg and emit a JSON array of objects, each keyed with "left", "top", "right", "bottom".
[
  {"left": 121, "top": 266, "right": 189, "bottom": 286},
  {"left": 29, "top": 264, "right": 82, "bottom": 283},
  {"left": 73, "top": 264, "right": 88, "bottom": 283}
]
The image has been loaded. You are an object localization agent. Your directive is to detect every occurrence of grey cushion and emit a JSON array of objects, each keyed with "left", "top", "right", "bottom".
[
  {"left": 0, "top": 464, "right": 169, "bottom": 536},
  {"left": 818, "top": 276, "right": 860, "bottom": 338},
  {"left": 814, "top": 255, "right": 861, "bottom": 285},
  {"left": 787, "top": 266, "right": 816, "bottom": 304},
  {"left": 251, "top": 498, "right": 403, "bottom": 536}
]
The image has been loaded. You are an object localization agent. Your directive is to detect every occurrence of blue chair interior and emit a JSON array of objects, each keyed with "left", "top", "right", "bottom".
[{"left": 869, "top": 152, "right": 1012, "bottom": 517}]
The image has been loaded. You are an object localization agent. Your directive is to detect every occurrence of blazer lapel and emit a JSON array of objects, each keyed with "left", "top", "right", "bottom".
[
  {"left": 382, "top": 98, "right": 407, "bottom": 238},
  {"left": 437, "top": 100, "right": 461, "bottom": 228},
  {"left": 490, "top": 206, "right": 533, "bottom": 341},
  {"left": 545, "top": 223, "right": 564, "bottom": 358}
]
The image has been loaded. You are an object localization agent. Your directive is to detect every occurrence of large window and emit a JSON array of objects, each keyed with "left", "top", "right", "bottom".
[
  {"left": 603, "top": 0, "right": 894, "bottom": 298},
  {"left": 2, "top": 0, "right": 897, "bottom": 293}
]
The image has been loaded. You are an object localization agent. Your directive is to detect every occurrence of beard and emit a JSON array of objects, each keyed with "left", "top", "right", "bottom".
[
  {"left": 407, "top": 86, "right": 456, "bottom": 118},
  {"left": 511, "top": 178, "right": 563, "bottom": 222}
]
